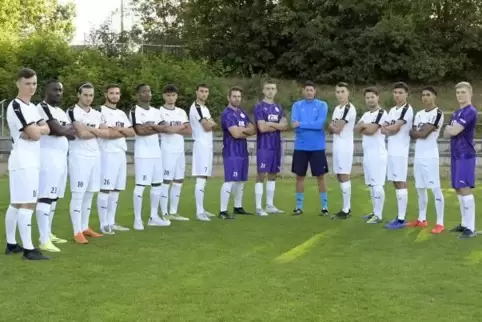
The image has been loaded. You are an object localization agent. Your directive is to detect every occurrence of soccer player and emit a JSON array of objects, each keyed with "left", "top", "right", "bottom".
[
  {"left": 189, "top": 84, "right": 217, "bottom": 221},
  {"left": 36, "top": 79, "right": 74, "bottom": 252},
  {"left": 219, "top": 86, "right": 256, "bottom": 219},
  {"left": 68, "top": 83, "right": 111, "bottom": 244},
  {"left": 443, "top": 82, "right": 477, "bottom": 239},
  {"left": 291, "top": 81, "right": 329, "bottom": 216},
  {"left": 407, "top": 86, "right": 445, "bottom": 234},
  {"left": 328, "top": 82, "right": 357, "bottom": 219},
  {"left": 5, "top": 68, "right": 50, "bottom": 260},
  {"left": 159, "top": 85, "right": 192, "bottom": 221},
  {"left": 355, "top": 87, "right": 388, "bottom": 224},
  {"left": 131, "top": 84, "right": 170, "bottom": 230},
  {"left": 253, "top": 80, "right": 288, "bottom": 216},
  {"left": 97, "top": 84, "right": 135, "bottom": 234},
  {"left": 381, "top": 82, "right": 414, "bottom": 229}
]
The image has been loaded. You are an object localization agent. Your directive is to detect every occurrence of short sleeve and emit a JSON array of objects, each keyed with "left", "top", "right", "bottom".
[
  {"left": 122, "top": 111, "right": 132, "bottom": 127},
  {"left": 38, "top": 102, "right": 54, "bottom": 121},
  {"left": 242, "top": 109, "right": 252, "bottom": 124},
  {"left": 254, "top": 106, "right": 264, "bottom": 122},
  {"left": 101, "top": 111, "right": 114, "bottom": 127},
  {"left": 222, "top": 112, "right": 238, "bottom": 129},
  {"left": 130, "top": 108, "right": 142, "bottom": 125},
  {"left": 348, "top": 107, "right": 357, "bottom": 124},
  {"left": 278, "top": 105, "right": 285, "bottom": 118},
  {"left": 204, "top": 107, "right": 212, "bottom": 120},
  {"left": 428, "top": 109, "right": 443, "bottom": 128},
  {"left": 181, "top": 110, "right": 189, "bottom": 124},
  {"left": 457, "top": 108, "right": 477, "bottom": 127},
  {"left": 8, "top": 101, "right": 36, "bottom": 131},
  {"left": 67, "top": 107, "right": 84, "bottom": 123},
  {"left": 372, "top": 110, "right": 387, "bottom": 126},
  {"left": 398, "top": 105, "right": 413, "bottom": 124}
]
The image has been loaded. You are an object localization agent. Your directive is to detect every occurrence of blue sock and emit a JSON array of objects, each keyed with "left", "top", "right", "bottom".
[
  {"left": 320, "top": 192, "right": 328, "bottom": 209},
  {"left": 296, "top": 192, "right": 304, "bottom": 209}
]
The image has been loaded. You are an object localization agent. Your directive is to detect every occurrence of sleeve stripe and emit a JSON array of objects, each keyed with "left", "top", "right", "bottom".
[
  {"left": 398, "top": 104, "right": 409, "bottom": 120},
  {"left": 12, "top": 100, "right": 29, "bottom": 130},
  {"left": 341, "top": 103, "right": 350, "bottom": 121},
  {"left": 40, "top": 102, "right": 54, "bottom": 120},
  {"left": 67, "top": 108, "right": 75, "bottom": 122},
  {"left": 195, "top": 103, "right": 204, "bottom": 120},
  {"left": 432, "top": 109, "right": 443, "bottom": 127},
  {"left": 130, "top": 108, "right": 139, "bottom": 134},
  {"left": 373, "top": 109, "right": 384, "bottom": 124}
]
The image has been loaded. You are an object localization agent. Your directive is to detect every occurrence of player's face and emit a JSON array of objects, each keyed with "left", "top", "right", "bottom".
[
  {"left": 228, "top": 90, "right": 242, "bottom": 107},
  {"left": 106, "top": 87, "right": 121, "bottom": 104},
  {"left": 421, "top": 90, "right": 435, "bottom": 107},
  {"left": 163, "top": 92, "right": 178, "bottom": 105},
  {"left": 263, "top": 84, "right": 277, "bottom": 100},
  {"left": 78, "top": 88, "right": 94, "bottom": 106},
  {"left": 196, "top": 87, "right": 209, "bottom": 102},
  {"left": 303, "top": 86, "right": 316, "bottom": 100},
  {"left": 17, "top": 76, "right": 37, "bottom": 97},
  {"left": 335, "top": 86, "right": 349, "bottom": 103},
  {"left": 365, "top": 92, "right": 379, "bottom": 108},
  {"left": 46, "top": 82, "right": 63, "bottom": 105},
  {"left": 456, "top": 87, "right": 472, "bottom": 104},
  {"left": 137, "top": 86, "right": 152, "bottom": 103},
  {"left": 393, "top": 88, "right": 408, "bottom": 105}
]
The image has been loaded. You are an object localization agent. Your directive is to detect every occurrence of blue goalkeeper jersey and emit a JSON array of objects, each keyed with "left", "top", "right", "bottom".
[{"left": 291, "top": 99, "right": 328, "bottom": 151}]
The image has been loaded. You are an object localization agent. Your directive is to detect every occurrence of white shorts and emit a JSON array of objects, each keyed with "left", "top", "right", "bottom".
[
  {"left": 101, "top": 152, "right": 127, "bottom": 190},
  {"left": 414, "top": 158, "right": 441, "bottom": 189},
  {"left": 387, "top": 155, "right": 408, "bottom": 182},
  {"left": 192, "top": 144, "right": 213, "bottom": 177},
  {"left": 9, "top": 167, "right": 40, "bottom": 204},
  {"left": 332, "top": 150, "right": 353, "bottom": 175},
  {"left": 69, "top": 154, "right": 101, "bottom": 193},
  {"left": 135, "top": 157, "right": 163, "bottom": 185},
  {"left": 162, "top": 151, "right": 185, "bottom": 181},
  {"left": 38, "top": 150, "right": 68, "bottom": 199},
  {"left": 363, "top": 154, "right": 387, "bottom": 186}
]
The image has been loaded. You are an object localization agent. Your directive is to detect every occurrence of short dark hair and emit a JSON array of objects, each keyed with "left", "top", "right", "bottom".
[
  {"left": 105, "top": 84, "right": 120, "bottom": 92},
  {"left": 196, "top": 83, "right": 209, "bottom": 90},
  {"left": 45, "top": 79, "right": 60, "bottom": 87},
  {"left": 228, "top": 86, "right": 243, "bottom": 96},
  {"left": 136, "top": 83, "right": 149, "bottom": 92},
  {"left": 17, "top": 68, "right": 36, "bottom": 80},
  {"left": 304, "top": 81, "right": 316, "bottom": 89},
  {"left": 422, "top": 85, "right": 437, "bottom": 96},
  {"left": 336, "top": 82, "right": 349, "bottom": 89},
  {"left": 78, "top": 83, "right": 94, "bottom": 94},
  {"left": 364, "top": 86, "right": 379, "bottom": 96},
  {"left": 263, "top": 79, "right": 277, "bottom": 86},
  {"left": 393, "top": 81, "right": 409, "bottom": 92},
  {"left": 163, "top": 84, "right": 178, "bottom": 94}
]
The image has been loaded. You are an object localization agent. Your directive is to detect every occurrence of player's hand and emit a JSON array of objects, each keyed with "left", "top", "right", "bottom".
[
  {"left": 292, "top": 121, "right": 300, "bottom": 128},
  {"left": 20, "top": 132, "right": 32, "bottom": 140}
]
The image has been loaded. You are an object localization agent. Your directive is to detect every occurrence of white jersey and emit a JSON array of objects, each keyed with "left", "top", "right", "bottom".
[
  {"left": 413, "top": 107, "right": 444, "bottom": 159},
  {"left": 67, "top": 105, "right": 104, "bottom": 158},
  {"left": 331, "top": 102, "right": 357, "bottom": 153},
  {"left": 386, "top": 104, "right": 414, "bottom": 157},
  {"left": 159, "top": 106, "right": 189, "bottom": 153},
  {"left": 37, "top": 101, "right": 70, "bottom": 154},
  {"left": 7, "top": 98, "right": 43, "bottom": 171},
  {"left": 189, "top": 102, "right": 213, "bottom": 147},
  {"left": 99, "top": 105, "right": 131, "bottom": 153},
  {"left": 130, "top": 105, "right": 162, "bottom": 158},
  {"left": 360, "top": 108, "right": 388, "bottom": 156}
]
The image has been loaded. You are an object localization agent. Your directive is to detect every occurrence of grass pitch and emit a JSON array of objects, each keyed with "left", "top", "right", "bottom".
[{"left": 0, "top": 176, "right": 481, "bottom": 322}]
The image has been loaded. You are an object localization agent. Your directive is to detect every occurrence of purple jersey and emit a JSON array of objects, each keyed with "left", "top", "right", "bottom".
[
  {"left": 221, "top": 106, "right": 251, "bottom": 158},
  {"left": 450, "top": 105, "right": 477, "bottom": 159},
  {"left": 254, "top": 101, "right": 284, "bottom": 151}
]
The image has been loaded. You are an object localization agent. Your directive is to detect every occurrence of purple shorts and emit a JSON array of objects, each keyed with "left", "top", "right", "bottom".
[
  {"left": 223, "top": 157, "right": 249, "bottom": 182},
  {"left": 257, "top": 149, "right": 281, "bottom": 174},
  {"left": 451, "top": 157, "right": 476, "bottom": 189}
]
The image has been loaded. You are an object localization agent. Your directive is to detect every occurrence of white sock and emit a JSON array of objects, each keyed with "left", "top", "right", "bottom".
[
  {"left": 150, "top": 185, "right": 162, "bottom": 218},
  {"left": 195, "top": 178, "right": 206, "bottom": 214},
  {"left": 17, "top": 208, "right": 34, "bottom": 250},
  {"left": 49, "top": 201, "right": 57, "bottom": 236},
  {"left": 396, "top": 188, "right": 408, "bottom": 220},
  {"left": 372, "top": 185, "right": 385, "bottom": 219},
  {"left": 234, "top": 182, "right": 245, "bottom": 208},
  {"left": 35, "top": 202, "right": 51, "bottom": 244},
  {"left": 97, "top": 192, "right": 109, "bottom": 228},
  {"left": 462, "top": 195, "right": 476, "bottom": 231},
  {"left": 5, "top": 205, "right": 18, "bottom": 245},
  {"left": 220, "top": 182, "right": 233, "bottom": 212},
  {"left": 457, "top": 195, "right": 466, "bottom": 227},
  {"left": 160, "top": 184, "right": 170, "bottom": 216},
  {"left": 266, "top": 180, "right": 276, "bottom": 207},
  {"left": 432, "top": 188, "right": 444, "bottom": 226},
  {"left": 81, "top": 192, "right": 94, "bottom": 231},
  {"left": 133, "top": 185, "right": 145, "bottom": 222},
  {"left": 255, "top": 182, "right": 263, "bottom": 209},
  {"left": 107, "top": 191, "right": 120, "bottom": 226},
  {"left": 70, "top": 192, "right": 84, "bottom": 234},
  {"left": 416, "top": 188, "right": 428, "bottom": 222},
  {"left": 340, "top": 181, "right": 351, "bottom": 213},
  {"left": 369, "top": 186, "right": 376, "bottom": 214},
  {"left": 170, "top": 182, "right": 182, "bottom": 214}
]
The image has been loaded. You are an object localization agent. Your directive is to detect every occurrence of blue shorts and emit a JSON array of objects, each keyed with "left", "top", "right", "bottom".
[{"left": 291, "top": 150, "right": 329, "bottom": 177}]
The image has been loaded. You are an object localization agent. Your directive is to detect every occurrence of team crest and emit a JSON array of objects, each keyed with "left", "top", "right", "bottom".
[
  {"left": 240, "top": 113, "right": 245, "bottom": 118},
  {"left": 275, "top": 107, "right": 279, "bottom": 112}
]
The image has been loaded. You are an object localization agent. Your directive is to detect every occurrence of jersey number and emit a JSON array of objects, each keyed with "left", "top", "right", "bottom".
[
  {"left": 260, "top": 163, "right": 266, "bottom": 169},
  {"left": 164, "top": 170, "right": 170, "bottom": 176},
  {"left": 233, "top": 171, "right": 238, "bottom": 177},
  {"left": 50, "top": 187, "right": 58, "bottom": 194},
  {"left": 32, "top": 190, "right": 37, "bottom": 198},
  {"left": 77, "top": 181, "right": 84, "bottom": 188},
  {"left": 104, "top": 179, "right": 110, "bottom": 186}
]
